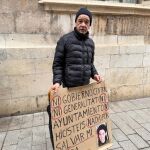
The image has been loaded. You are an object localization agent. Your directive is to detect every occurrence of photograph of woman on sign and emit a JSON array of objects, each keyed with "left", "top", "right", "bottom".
[{"left": 97, "top": 123, "right": 109, "bottom": 147}]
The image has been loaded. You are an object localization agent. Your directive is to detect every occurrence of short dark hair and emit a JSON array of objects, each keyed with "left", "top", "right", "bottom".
[{"left": 97, "top": 124, "right": 107, "bottom": 134}]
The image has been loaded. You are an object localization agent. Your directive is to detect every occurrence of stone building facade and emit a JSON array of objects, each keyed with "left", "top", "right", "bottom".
[{"left": 0, "top": 0, "right": 150, "bottom": 116}]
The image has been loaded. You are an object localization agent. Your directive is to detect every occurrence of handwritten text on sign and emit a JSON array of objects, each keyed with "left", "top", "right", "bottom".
[{"left": 50, "top": 82, "right": 111, "bottom": 150}]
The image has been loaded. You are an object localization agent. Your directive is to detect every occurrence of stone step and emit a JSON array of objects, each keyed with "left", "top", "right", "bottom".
[
  {"left": 0, "top": 34, "right": 54, "bottom": 48},
  {"left": 0, "top": 34, "right": 145, "bottom": 49}
]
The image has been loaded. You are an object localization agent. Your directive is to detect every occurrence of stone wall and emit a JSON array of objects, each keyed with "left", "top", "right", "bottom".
[{"left": 0, "top": 0, "right": 150, "bottom": 116}]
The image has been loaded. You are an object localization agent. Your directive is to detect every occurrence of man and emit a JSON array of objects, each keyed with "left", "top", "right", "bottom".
[
  {"left": 49, "top": 7, "right": 102, "bottom": 149},
  {"left": 51, "top": 7, "right": 102, "bottom": 92},
  {"left": 97, "top": 124, "right": 108, "bottom": 146}
]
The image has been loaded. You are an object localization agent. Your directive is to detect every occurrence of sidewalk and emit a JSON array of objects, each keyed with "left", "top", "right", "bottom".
[{"left": 0, "top": 97, "right": 150, "bottom": 150}]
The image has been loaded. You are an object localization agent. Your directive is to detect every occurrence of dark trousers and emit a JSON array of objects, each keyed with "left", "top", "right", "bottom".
[{"left": 47, "top": 104, "right": 54, "bottom": 149}]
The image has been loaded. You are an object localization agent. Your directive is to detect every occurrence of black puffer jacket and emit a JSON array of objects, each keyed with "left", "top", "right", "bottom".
[{"left": 52, "top": 27, "right": 98, "bottom": 87}]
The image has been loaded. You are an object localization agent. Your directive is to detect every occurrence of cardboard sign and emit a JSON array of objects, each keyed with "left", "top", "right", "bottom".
[{"left": 50, "top": 82, "right": 112, "bottom": 150}]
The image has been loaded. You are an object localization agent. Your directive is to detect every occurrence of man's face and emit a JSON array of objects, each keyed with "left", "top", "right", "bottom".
[
  {"left": 99, "top": 129, "right": 107, "bottom": 143},
  {"left": 75, "top": 14, "right": 90, "bottom": 34}
]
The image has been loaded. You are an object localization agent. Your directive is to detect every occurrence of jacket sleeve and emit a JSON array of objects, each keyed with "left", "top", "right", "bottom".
[
  {"left": 52, "top": 37, "right": 65, "bottom": 85},
  {"left": 91, "top": 43, "right": 98, "bottom": 78}
]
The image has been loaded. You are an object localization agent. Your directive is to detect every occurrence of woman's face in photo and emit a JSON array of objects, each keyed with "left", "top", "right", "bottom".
[{"left": 99, "top": 129, "right": 107, "bottom": 143}]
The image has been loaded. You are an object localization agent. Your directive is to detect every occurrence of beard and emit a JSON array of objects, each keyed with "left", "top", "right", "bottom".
[{"left": 78, "top": 28, "right": 88, "bottom": 34}]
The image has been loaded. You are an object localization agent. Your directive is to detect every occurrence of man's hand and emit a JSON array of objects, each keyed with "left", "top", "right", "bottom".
[
  {"left": 51, "top": 83, "right": 60, "bottom": 93},
  {"left": 93, "top": 74, "right": 103, "bottom": 83}
]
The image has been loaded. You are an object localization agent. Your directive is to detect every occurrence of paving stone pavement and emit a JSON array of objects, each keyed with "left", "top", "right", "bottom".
[{"left": 0, "top": 97, "right": 150, "bottom": 150}]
